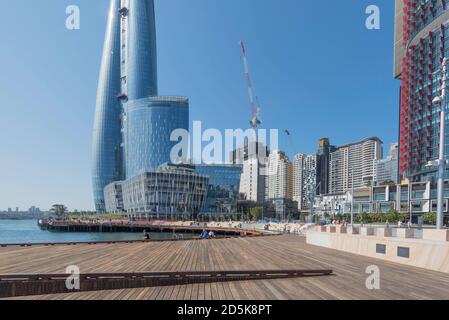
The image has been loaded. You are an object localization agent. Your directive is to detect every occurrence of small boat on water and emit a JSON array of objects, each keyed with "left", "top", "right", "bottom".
[{"left": 37, "top": 219, "right": 49, "bottom": 230}]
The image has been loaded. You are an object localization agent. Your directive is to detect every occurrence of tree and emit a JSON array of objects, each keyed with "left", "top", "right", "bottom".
[
  {"left": 383, "top": 208, "right": 407, "bottom": 224},
  {"left": 373, "top": 211, "right": 384, "bottom": 223},
  {"left": 50, "top": 204, "right": 68, "bottom": 220},
  {"left": 379, "top": 180, "right": 396, "bottom": 186},
  {"left": 250, "top": 207, "right": 262, "bottom": 222},
  {"left": 366, "top": 212, "right": 377, "bottom": 224},
  {"left": 423, "top": 212, "right": 437, "bottom": 225},
  {"left": 356, "top": 211, "right": 369, "bottom": 224}
]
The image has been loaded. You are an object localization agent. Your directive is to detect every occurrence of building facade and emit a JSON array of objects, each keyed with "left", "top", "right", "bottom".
[
  {"left": 105, "top": 164, "right": 209, "bottom": 218},
  {"left": 293, "top": 153, "right": 318, "bottom": 211},
  {"left": 316, "top": 138, "right": 336, "bottom": 196},
  {"left": 195, "top": 164, "right": 243, "bottom": 215},
  {"left": 124, "top": 96, "right": 189, "bottom": 179},
  {"left": 395, "top": 0, "right": 449, "bottom": 182},
  {"left": 104, "top": 182, "right": 124, "bottom": 213},
  {"left": 329, "top": 137, "right": 383, "bottom": 194},
  {"left": 315, "top": 181, "right": 449, "bottom": 223},
  {"left": 92, "top": 0, "right": 189, "bottom": 212},
  {"left": 376, "top": 143, "right": 400, "bottom": 185},
  {"left": 302, "top": 155, "right": 318, "bottom": 210},
  {"left": 292, "top": 154, "right": 304, "bottom": 210},
  {"left": 266, "top": 150, "right": 293, "bottom": 201},
  {"left": 232, "top": 140, "right": 269, "bottom": 203},
  {"left": 92, "top": 0, "right": 123, "bottom": 212}
]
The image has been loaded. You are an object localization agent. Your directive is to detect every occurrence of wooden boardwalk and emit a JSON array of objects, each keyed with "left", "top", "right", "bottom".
[{"left": 1, "top": 235, "right": 449, "bottom": 300}]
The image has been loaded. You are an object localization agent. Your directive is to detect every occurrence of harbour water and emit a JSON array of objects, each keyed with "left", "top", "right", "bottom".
[{"left": 0, "top": 220, "right": 188, "bottom": 244}]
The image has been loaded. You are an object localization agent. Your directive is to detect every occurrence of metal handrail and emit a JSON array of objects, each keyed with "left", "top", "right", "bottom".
[{"left": 0, "top": 233, "right": 277, "bottom": 248}]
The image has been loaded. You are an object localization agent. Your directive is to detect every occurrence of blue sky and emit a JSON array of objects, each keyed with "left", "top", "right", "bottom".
[{"left": 0, "top": 0, "right": 398, "bottom": 211}]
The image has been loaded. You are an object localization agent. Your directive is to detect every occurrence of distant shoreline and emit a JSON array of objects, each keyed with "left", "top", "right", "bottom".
[{"left": 0, "top": 216, "right": 48, "bottom": 221}]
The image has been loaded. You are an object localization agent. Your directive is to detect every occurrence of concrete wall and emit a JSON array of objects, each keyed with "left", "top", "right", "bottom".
[{"left": 307, "top": 227, "right": 449, "bottom": 274}]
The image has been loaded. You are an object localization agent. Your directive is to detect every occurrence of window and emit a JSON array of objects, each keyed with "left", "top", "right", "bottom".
[
  {"left": 376, "top": 244, "right": 386, "bottom": 254},
  {"left": 398, "top": 247, "right": 410, "bottom": 258}
]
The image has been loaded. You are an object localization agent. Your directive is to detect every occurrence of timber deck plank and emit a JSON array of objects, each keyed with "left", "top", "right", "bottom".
[{"left": 1, "top": 235, "right": 449, "bottom": 300}]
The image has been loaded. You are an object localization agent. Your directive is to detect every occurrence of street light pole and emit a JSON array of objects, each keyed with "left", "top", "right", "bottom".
[
  {"left": 350, "top": 166, "right": 355, "bottom": 227},
  {"left": 437, "top": 60, "right": 447, "bottom": 230},
  {"left": 431, "top": 57, "right": 449, "bottom": 230}
]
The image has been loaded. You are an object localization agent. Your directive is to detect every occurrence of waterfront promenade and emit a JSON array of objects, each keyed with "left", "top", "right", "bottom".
[{"left": 1, "top": 235, "right": 449, "bottom": 300}]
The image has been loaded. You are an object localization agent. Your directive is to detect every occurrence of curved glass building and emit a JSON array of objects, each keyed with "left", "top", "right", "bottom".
[
  {"left": 126, "top": 0, "right": 158, "bottom": 100},
  {"left": 93, "top": 0, "right": 189, "bottom": 212},
  {"left": 92, "top": 0, "right": 122, "bottom": 212}
]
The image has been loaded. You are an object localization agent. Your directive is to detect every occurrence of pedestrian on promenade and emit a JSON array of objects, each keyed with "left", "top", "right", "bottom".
[
  {"left": 143, "top": 230, "right": 150, "bottom": 240},
  {"left": 385, "top": 220, "right": 390, "bottom": 229},
  {"left": 398, "top": 220, "right": 402, "bottom": 229}
]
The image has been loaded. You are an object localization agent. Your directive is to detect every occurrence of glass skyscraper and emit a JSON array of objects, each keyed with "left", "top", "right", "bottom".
[
  {"left": 124, "top": 96, "right": 189, "bottom": 179},
  {"left": 92, "top": 0, "right": 189, "bottom": 212}
]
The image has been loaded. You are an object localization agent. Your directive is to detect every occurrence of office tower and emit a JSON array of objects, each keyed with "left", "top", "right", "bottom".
[
  {"left": 376, "top": 143, "right": 400, "bottom": 185},
  {"left": 93, "top": 0, "right": 189, "bottom": 212},
  {"left": 328, "top": 137, "right": 383, "bottom": 194},
  {"left": 316, "top": 138, "right": 336, "bottom": 195},
  {"left": 394, "top": 0, "right": 449, "bottom": 182},
  {"left": 266, "top": 150, "right": 293, "bottom": 201}
]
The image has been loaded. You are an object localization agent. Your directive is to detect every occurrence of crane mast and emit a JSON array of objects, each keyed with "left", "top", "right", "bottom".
[{"left": 240, "top": 41, "right": 262, "bottom": 130}]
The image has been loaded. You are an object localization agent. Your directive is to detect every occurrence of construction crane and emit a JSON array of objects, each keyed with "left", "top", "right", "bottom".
[{"left": 240, "top": 41, "right": 262, "bottom": 130}]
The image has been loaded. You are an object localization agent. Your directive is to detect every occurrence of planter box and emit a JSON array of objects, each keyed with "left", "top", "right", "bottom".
[
  {"left": 337, "top": 226, "right": 347, "bottom": 234},
  {"left": 361, "top": 227, "right": 375, "bottom": 236},
  {"left": 377, "top": 228, "right": 393, "bottom": 238},
  {"left": 396, "top": 228, "right": 414, "bottom": 239},
  {"left": 422, "top": 229, "right": 449, "bottom": 242}
]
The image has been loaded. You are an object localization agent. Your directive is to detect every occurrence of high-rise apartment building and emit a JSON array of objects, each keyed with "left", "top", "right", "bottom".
[
  {"left": 92, "top": 0, "right": 189, "bottom": 212},
  {"left": 293, "top": 153, "right": 318, "bottom": 211},
  {"left": 292, "top": 154, "right": 304, "bottom": 209},
  {"left": 266, "top": 150, "right": 293, "bottom": 201},
  {"left": 232, "top": 140, "right": 269, "bottom": 203},
  {"left": 302, "top": 155, "right": 318, "bottom": 210},
  {"left": 328, "top": 137, "right": 383, "bottom": 194},
  {"left": 316, "top": 138, "right": 336, "bottom": 196},
  {"left": 394, "top": 0, "right": 449, "bottom": 182}
]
